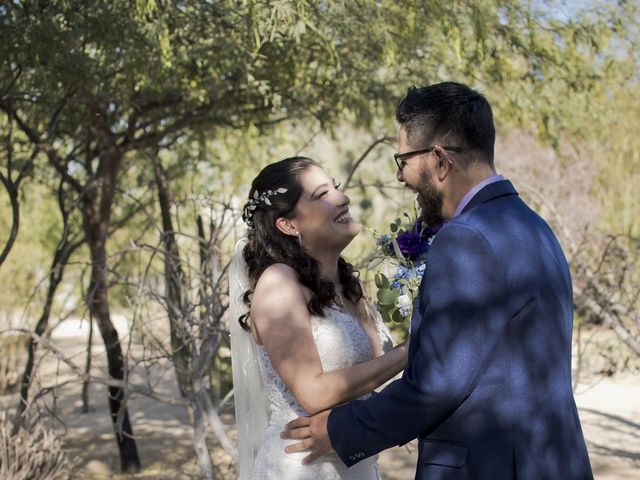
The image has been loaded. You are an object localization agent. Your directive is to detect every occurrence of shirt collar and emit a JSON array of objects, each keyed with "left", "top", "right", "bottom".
[{"left": 453, "top": 174, "right": 504, "bottom": 217}]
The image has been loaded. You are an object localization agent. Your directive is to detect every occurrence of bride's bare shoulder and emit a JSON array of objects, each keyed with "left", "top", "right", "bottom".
[
  {"left": 257, "top": 263, "right": 298, "bottom": 284},
  {"left": 252, "top": 263, "right": 308, "bottom": 314}
]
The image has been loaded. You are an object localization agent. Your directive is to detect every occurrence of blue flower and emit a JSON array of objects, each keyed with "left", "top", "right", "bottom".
[
  {"left": 376, "top": 234, "right": 391, "bottom": 247},
  {"left": 395, "top": 264, "right": 408, "bottom": 278}
]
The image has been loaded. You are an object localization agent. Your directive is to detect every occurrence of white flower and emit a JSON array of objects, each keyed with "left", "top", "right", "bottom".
[
  {"left": 396, "top": 293, "right": 412, "bottom": 310},
  {"left": 396, "top": 293, "right": 413, "bottom": 318},
  {"left": 380, "top": 257, "right": 400, "bottom": 279}
]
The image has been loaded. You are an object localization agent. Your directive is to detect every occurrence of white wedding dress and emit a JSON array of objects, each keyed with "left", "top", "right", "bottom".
[{"left": 253, "top": 304, "right": 393, "bottom": 480}]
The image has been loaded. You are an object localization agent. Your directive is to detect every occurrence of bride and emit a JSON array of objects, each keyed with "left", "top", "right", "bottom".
[{"left": 229, "top": 157, "right": 408, "bottom": 479}]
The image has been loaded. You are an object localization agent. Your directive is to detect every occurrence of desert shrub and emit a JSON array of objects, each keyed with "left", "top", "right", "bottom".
[
  {"left": 0, "top": 334, "right": 27, "bottom": 394},
  {"left": 0, "top": 414, "right": 75, "bottom": 480}
]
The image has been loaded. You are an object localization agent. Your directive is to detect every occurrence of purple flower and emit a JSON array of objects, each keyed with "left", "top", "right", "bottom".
[{"left": 393, "top": 221, "right": 443, "bottom": 259}]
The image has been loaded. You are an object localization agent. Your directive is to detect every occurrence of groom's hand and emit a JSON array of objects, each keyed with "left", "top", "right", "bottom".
[{"left": 282, "top": 409, "right": 334, "bottom": 465}]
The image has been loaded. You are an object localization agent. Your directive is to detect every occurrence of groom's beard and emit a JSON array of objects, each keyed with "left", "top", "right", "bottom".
[{"left": 417, "top": 167, "right": 445, "bottom": 227}]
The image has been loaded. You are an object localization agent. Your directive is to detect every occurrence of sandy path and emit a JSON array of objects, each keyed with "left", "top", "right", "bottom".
[
  {"left": 377, "top": 375, "right": 640, "bottom": 479},
  {"left": 2, "top": 331, "right": 638, "bottom": 479}
]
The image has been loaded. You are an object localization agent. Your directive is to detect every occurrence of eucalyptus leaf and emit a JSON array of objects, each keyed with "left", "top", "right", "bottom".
[
  {"left": 377, "top": 287, "right": 399, "bottom": 306},
  {"left": 374, "top": 272, "right": 390, "bottom": 289},
  {"left": 368, "top": 257, "right": 384, "bottom": 270},
  {"left": 392, "top": 309, "right": 405, "bottom": 323}
]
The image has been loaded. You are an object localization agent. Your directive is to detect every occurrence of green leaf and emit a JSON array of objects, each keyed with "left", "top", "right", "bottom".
[
  {"left": 377, "top": 287, "right": 399, "bottom": 306},
  {"left": 368, "top": 257, "right": 383, "bottom": 270},
  {"left": 375, "top": 273, "right": 390, "bottom": 289},
  {"left": 392, "top": 309, "right": 405, "bottom": 322},
  {"left": 380, "top": 309, "right": 394, "bottom": 324}
]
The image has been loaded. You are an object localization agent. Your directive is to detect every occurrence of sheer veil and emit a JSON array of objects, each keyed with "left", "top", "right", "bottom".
[{"left": 228, "top": 238, "right": 269, "bottom": 480}]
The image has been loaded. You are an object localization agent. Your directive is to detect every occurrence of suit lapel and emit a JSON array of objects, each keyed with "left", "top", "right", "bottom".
[{"left": 460, "top": 180, "right": 518, "bottom": 215}]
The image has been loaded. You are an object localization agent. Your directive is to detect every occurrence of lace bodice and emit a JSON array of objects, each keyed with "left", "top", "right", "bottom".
[
  {"left": 254, "top": 305, "right": 393, "bottom": 479},
  {"left": 257, "top": 305, "right": 392, "bottom": 422}
]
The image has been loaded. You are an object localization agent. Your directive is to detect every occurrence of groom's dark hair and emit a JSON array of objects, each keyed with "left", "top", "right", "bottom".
[{"left": 396, "top": 82, "right": 495, "bottom": 168}]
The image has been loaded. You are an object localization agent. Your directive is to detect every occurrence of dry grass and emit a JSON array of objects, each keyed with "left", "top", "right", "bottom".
[
  {"left": 0, "top": 335, "right": 27, "bottom": 394},
  {"left": 0, "top": 413, "right": 76, "bottom": 480}
]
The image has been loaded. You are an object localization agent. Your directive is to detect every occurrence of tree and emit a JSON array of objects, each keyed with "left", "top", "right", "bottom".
[
  {"left": 0, "top": 1, "right": 410, "bottom": 471},
  {"left": 151, "top": 152, "right": 236, "bottom": 478}
]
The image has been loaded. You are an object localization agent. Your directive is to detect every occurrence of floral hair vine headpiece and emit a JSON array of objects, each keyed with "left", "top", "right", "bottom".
[{"left": 242, "top": 187, "right": 288, "bottom": 227}]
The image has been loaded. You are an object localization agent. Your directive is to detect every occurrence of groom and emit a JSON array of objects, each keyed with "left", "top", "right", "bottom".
[{"left": 283, "top": 82, "right": 593, "bottom": 479}]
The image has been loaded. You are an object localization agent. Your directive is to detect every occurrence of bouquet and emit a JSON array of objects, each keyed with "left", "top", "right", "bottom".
[{"left": 368, "top": 215, "right": 442, "bottom": 323}]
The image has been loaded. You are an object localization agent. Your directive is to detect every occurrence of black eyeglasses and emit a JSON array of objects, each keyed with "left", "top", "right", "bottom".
[{"left": 394, "top": 145, "right": 464, "bottom": 170}]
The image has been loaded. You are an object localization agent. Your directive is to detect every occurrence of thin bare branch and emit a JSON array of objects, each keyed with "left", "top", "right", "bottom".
[{"left": 343, "top": 135, "right": 395, "bottom": 191}]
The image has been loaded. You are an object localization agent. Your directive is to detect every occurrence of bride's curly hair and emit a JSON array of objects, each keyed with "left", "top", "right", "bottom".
[{"left": 239, "top": 156, "right": 363, "bottom": 331}]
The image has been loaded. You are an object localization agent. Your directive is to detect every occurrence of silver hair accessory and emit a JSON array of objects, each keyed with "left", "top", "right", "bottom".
[{"left": 242, "top": 187, "right": 288, "bottom": 227}]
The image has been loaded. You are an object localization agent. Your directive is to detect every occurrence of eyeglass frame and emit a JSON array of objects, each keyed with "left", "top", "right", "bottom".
[{"left": 394, "top": 145, "right": 464, "bottom": 170}]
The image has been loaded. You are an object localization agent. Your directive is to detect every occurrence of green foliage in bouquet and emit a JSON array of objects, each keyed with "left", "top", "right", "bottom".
[{"left": 369, "top": 214, "right": 442, "bottom": 323}]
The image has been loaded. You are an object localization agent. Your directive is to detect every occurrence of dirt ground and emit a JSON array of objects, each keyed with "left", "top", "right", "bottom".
[{"left": 2, "top": 325, "right": 639, "bottom": 479}]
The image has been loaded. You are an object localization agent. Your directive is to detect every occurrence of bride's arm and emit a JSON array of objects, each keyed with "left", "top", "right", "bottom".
[{"left": 252, "top": 264, "right": 408, "bottom": 416}]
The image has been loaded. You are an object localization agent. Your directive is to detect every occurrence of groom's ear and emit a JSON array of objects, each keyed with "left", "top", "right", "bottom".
[
  {"left": 434, "top": 147, "right": 452, "bottom": 181},
  {"left": 275, "top": 217, "right": 298, "bottom": 237}
]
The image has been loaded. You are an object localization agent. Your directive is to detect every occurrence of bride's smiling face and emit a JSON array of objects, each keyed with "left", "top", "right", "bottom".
[{"left": 287, "top": 165, "right": 360, "bottom": 254}]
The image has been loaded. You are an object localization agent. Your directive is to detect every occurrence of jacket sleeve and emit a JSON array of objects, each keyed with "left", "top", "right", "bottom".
[{"left": 327, "top": 223, "right": 510, "bottom": 466}]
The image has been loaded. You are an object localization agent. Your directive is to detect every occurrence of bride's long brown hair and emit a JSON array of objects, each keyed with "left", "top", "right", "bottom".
[{"left": 239, "top": 156, "right": 363, "bottom": 331}]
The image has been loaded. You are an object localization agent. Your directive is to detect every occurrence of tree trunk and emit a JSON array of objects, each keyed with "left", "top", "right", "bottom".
[
  {"left": 196, "top": 215, "right": 213, "bottom": 325},
  {"left": 0, "top": 171, "right": 19, "bottom": 267},
  {"left": 81, "top": 316, "right": 94, "bottom": 413},
  {"left": 81, "top": 148, "right": 140, "bottom": 473},
  {"left": 199, "top": 388, "right": 237, "bottom": 458},
  {"left": 13, "top": 179, "right": 82, "bottom": 433},
  {"left": 13, "top": 243, "right": 71, "bottom": 432},
  {"left": 86, "top": 238, "right": 141, "bottom": 473},
  {"left": 152, "top": 156, "right": 226, "bottom": 477},
  {"left": 152, "top": 156, "right": 194, "bottom": 398},
  {"left": 189, "top": 397, "right": 215, "bottom": 480},
  {"left": 0, "top": 115, "right": 27, "bottom": 268}
]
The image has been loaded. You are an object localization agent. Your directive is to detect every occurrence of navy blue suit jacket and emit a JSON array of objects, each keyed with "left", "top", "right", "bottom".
[{"left": 328, "top": 180, "right": 593, "bottom": 479}]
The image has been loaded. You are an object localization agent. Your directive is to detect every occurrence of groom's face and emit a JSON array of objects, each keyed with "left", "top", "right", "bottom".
[
  {"left": 416, "top": 166, "right": 445, "bottom": 226},
  {"left": 396, "top": 126, "right": 445, "bottom": 226}
]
